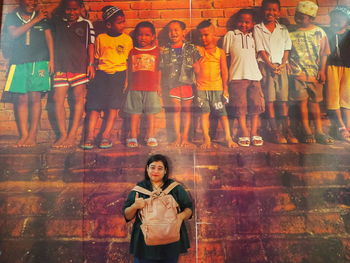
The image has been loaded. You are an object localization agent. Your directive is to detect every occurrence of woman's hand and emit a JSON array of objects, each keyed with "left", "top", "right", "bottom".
[{"left": 133, "top": 192, "right": 146, "bottom": 210}]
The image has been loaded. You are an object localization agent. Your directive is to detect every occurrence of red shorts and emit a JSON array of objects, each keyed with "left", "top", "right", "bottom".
[
  {"left": 169, "top": 85, "right": 193, "bottom": 100},
  {"left": 53, "top": 72, "right": 89, "bottom": 88}
]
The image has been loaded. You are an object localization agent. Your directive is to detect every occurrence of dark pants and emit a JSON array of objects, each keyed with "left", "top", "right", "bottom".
[{"left": 134, "top": 255, "right": 179, "bottom": 263}]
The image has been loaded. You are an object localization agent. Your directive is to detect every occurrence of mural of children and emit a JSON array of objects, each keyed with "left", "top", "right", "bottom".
[
  {"left": 223, "top": 9, "right": 265, "bottom": 147},
  {"left": 52, "top": 0, "right": 95, "bottom": 148},
  {"left": 289, "top": 1, "right": 333, "bottom": 144},
  {"left": 254, "top": 0, "right": 298, "bottom": 144},
  {"left": 3, "top": 0, "right": 54, "bottom": 147},
  {"left": 124, "top": 21, "right": 161, "bottom": 147},
  {"left": 160, "top": 20, "right": 201, "bottom": 147},
  {"left": 81, "top": 6, "right": 132, "bottom": 149},
  {"left": 325, "top": 6, "right": 350, "bottom": 142},
  {"left": 194, "top": 20, "right": 237, "bottom": 149}
]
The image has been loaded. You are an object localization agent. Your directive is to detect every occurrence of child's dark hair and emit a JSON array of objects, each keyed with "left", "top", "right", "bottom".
[
  {"left": 235, "top": 9, "right": 257, "bottom": 23},
  {"left": 52, "top": 0, "right": 84, "bottom": 19},
  {"left": 102, "top": 6, "right": 124, "bottom": 23},
  {"left": 167, "top": 20, "right": 186, "bottom": 30},
  {"left": 197, "top": 19, "right": 213, "bottom": 30},
  {"left": 135, "top": 21, "right": 156, "bottom": 35},
  {"left": 144, "top": 154, "right": 170, "bottom": 183},
  {"left": 261, "top": 0, "right": 281, "bottom": 9}
]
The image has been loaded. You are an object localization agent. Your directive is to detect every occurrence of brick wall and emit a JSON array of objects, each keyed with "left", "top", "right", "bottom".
[{"left": 0, "top": 0, "right": 349, "bottom": 143}]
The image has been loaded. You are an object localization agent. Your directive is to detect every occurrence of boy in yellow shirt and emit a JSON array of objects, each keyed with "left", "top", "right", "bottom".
[{"left": 195, "top": 20, "right": 236, "bottom": 148}]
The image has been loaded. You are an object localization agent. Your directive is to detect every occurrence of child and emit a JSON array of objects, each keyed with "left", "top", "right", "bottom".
[
  {"left": 3, "top": 0, "right": 54, "bottom": 147},
  {"left": 254, "top": 0, "right": 298, "bottom": 144},
  {"left": 195, "top": 20, "right": 236, "bottom": 149},
  {"left": 82, "top": 6, "right": 133, "bottom": 149},
  {"left": 52, "top": 0, "right": 95, "bottom": 148},
  {"left": 223, "top": 9, "right": 265, "bottom": 147},
  {"left": 124, "top": 21, "right": 161, "bottom": 147},
  {"left": 160, "top": 20, "right": 201, "bottom": 147},
  {"left": 325, "top": 6, "right": 350, "bottom": 142},
  {"left": 289, "top": 1, "right": 333, "bottom": 144}
]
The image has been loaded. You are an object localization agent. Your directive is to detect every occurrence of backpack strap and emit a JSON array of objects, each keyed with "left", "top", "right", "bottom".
[
  {"left": 162, "top": 182, "right": 179, "bottom": 195},
  {"left": 132, "top": 186, "right": 152, "bottom": 196}
]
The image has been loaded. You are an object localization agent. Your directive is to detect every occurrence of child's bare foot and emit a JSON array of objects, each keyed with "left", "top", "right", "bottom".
[
  {"left": 180, "top": 139, "right": 192, "bottom": 147},
  {"left": 169, "top": 138, "right": 181, "bottom": 147},
  {"left": 61, "top": 136, "right": 76, "bottom": 148},
  {"left": 226, "top": 138, "right": 237, "bottom": 148},
  {"left": 200, "top": 140, "right": 212, "bottom": 149},
  {"left": 14, "top": 136, "right": 28, "bottom": 147},
  {"left": 52, "top": 136, "right": 67, "bottom": 148},
  {"left": 22, "top": 137, "right": 37, "bottom": 147}
]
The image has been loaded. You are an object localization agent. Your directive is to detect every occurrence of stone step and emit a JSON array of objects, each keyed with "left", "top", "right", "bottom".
[{"left": 1, "top": 142, "right": 349, "bottom": 181}]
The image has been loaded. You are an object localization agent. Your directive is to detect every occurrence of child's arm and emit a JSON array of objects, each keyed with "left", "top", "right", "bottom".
[
  {"left": 220, "top": 49, "right": 229, "bottom": 99},
  {"left": 8, "top": 9, "right": 48, "bottom": 39},
  {"left": 317, "top": 33, "right": 330, "bottom": 84},
  {"left": 44, "top": 29, "right": 54, "bottom": 75},
  {"left": 87, "top": 43, "right": 95, "bottom": 79},
  {"left": 277, "top": 50, "right": 289, "bottom": 72},
  {"left": 259, "top": 51, "right": 278, "bottom": 71},
  {"left": 157, "top": 70, "right": 162, "bottom": 97}
]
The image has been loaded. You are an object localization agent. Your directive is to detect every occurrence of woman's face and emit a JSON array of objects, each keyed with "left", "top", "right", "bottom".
[{"left": 147, "top": 161, "right": 166, "bottom": 184}]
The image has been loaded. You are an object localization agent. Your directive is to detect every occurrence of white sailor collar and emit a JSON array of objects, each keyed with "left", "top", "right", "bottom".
[
  {"left": 255, "top": 21, "right": 286, "bottom": 34},
  {"left": 233, "top": 29, "right": 253, "bottom": 37}
]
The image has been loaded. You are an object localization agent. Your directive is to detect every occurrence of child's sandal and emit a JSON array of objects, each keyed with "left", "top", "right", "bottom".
[
  {"left": 99, "top": 138, "right": 113, "bottom": 149},
  {"left": 251, "top": 136, "right": 264, "bottom": 146},
  {"left": 146, "top": 138, "right": 158, "bottom": 147},
  {"left": 238, "top": 137, "right": 250, "bottom": 147},
  {"left": 338, "top": 127, "right": 350, "bottom": 142},
  {"left": 80, "top": 139, "right": 94, "bottom": 150},
  {"left": 315, "top": 133, "right": 334, "bottom": 145},
  {"left": 126, "top": 138, "right": 139, "bottom": 148}
]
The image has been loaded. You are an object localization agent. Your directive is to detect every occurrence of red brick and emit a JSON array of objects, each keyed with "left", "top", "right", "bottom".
[
  {"left": 314, "top": 15, "right": 330, "bottom": 25},
  {"left": 318, "top": 0, "right": 337, "bottom": 7},
  {"left": 202, "top": 10, "right": 225, "bottom": 18},
  {"left": 217, "top": 18, "right": 229, "bottom": 27},
  {"left": 92, "top": 216, "right": 128, "bottom": 238},
  {"left": 214, "top": 0, "right": 254, "bottom": 8},
  {"left": 138, "top": 10, "right": 160, "bottom": 19},
  {"left": 288, "top": 7, "right": 296, "bottom": 16},
  {"left": 338, "top": 0, "right": 350, "bottom": 6},
  {"left": 124, "top": 11, "right": 139, "bottom": 20},
  {"left": 265, "top": 215, "right": 306, "bottom": 234},
  {"left": 160, "top": 10, "right": 192, "bottom": 19},
  {"left": 306, "top": 213, "right": 345, "bottom": 234},
  {"left": 152, "top": 1, "right": 190, "bottom": 10},
  {"left": 280, "top": 0, "right": 300, "bottom": 7},
  {"left": 46, "top": 219, "right": 93, "bottom": 238},
  {"left": 224, "top": 8, "right": 242, "bottom": 19},
  {"left": 130, "top": 2, "right": 152, "bottom": 10},
  {"left": 192, "top": 1, "right": 213, "bottom": 9}
]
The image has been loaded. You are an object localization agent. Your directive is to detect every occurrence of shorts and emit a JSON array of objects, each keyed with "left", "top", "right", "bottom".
[
  {"left": 228, "top": 80, "right": 265, "bottom": 117},
  {"left": 169, "top": 85, "right": 193, "bottom": 100},
  {"left": 53, "top": 72, "right": 89, "bottom": 88},
  {"left": 5, "top": 61, "right": 50, "bottom": 93},
  {"left": 86, "top": 70, "right": 126, "bottom": 111},
  {"left": 124, "top": 90, "right": 162, "bottom": 114},
  {"left": 289, "top": 78, "right": 323, "bottom": 103},
  {"left": 326, "top": 65, "right": 350, "bottom": 110},
  {"left": 259, "top": 62, "right": 289, "bottom": 102},
  {"left": 196, "top": 90, "right": 227, "bottom": 116}
]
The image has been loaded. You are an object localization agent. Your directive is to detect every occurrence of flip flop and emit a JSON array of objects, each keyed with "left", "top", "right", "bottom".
[
  {"left": 146, "top": 138, "right": 158, "bottom": 147},
  {"left": 303, "top": 133, "right": 316, "bottom": 144},
  {"left": 99, "top": 138, "right": 113, "bottom": 149},
  {"left": 126, "top": 138, "right": 138, "bottom": 148}
]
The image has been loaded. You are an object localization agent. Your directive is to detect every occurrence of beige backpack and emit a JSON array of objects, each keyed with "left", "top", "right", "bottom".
[{"left": 132, "top": 182, "right": 182, "bottom": 246}]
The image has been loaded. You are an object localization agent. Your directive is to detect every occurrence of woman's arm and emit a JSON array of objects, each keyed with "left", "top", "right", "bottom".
[{"left": 124, "top": 192, "right": 145, "bottom": 221}]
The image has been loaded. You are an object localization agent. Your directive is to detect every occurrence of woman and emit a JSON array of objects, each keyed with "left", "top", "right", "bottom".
[{"left": 123, "top": 154, "right": 193, "bottom": 263}]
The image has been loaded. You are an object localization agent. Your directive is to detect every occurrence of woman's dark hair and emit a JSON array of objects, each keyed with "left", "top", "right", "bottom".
[
  {"left": 261, "top": 0, "right": 281, "bottom": 10},
  {"left": 167, "top": 20, "right": 186, "bottom": 30},
  {"left": 234, "top": 8, "right": 257, "bottom": 23},
  {"left": 144, "top": 154, "right": 170, "bottom": 182}
]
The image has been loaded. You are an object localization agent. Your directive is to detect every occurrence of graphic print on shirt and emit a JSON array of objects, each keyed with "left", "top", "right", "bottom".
[{"left": 132, "top": 53, "right": 156, "bottom": 72}]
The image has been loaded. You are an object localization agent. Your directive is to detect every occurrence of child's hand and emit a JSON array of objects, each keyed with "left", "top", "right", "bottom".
[
  {"left": 317, "top": 70, "right": 326, "bottom": 84},
  {"left": 123, "top": 82, "right": 128, "bottom": 93},
  {"left": 48, "top": 60, "right": 54, "bottom": 75},
  {"left": 87, "top": 65, "right": 95, "bottom": 79},
  {"left": 223, "top": 90, "right": 229, "bottom": 99},
  {"left": 157, "top": 88, "right": 162, "bottom": 97},
  {"left": 35, "top": 9, "right": 49, "bottom": 22}
]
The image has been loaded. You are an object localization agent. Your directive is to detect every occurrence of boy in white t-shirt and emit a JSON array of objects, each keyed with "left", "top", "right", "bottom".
[
  {"left": 254, "top": 0, "right": 298, "bottom": 144},
  {"left": 223, "top": 9, "right": 265, "bottom": 147}
]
